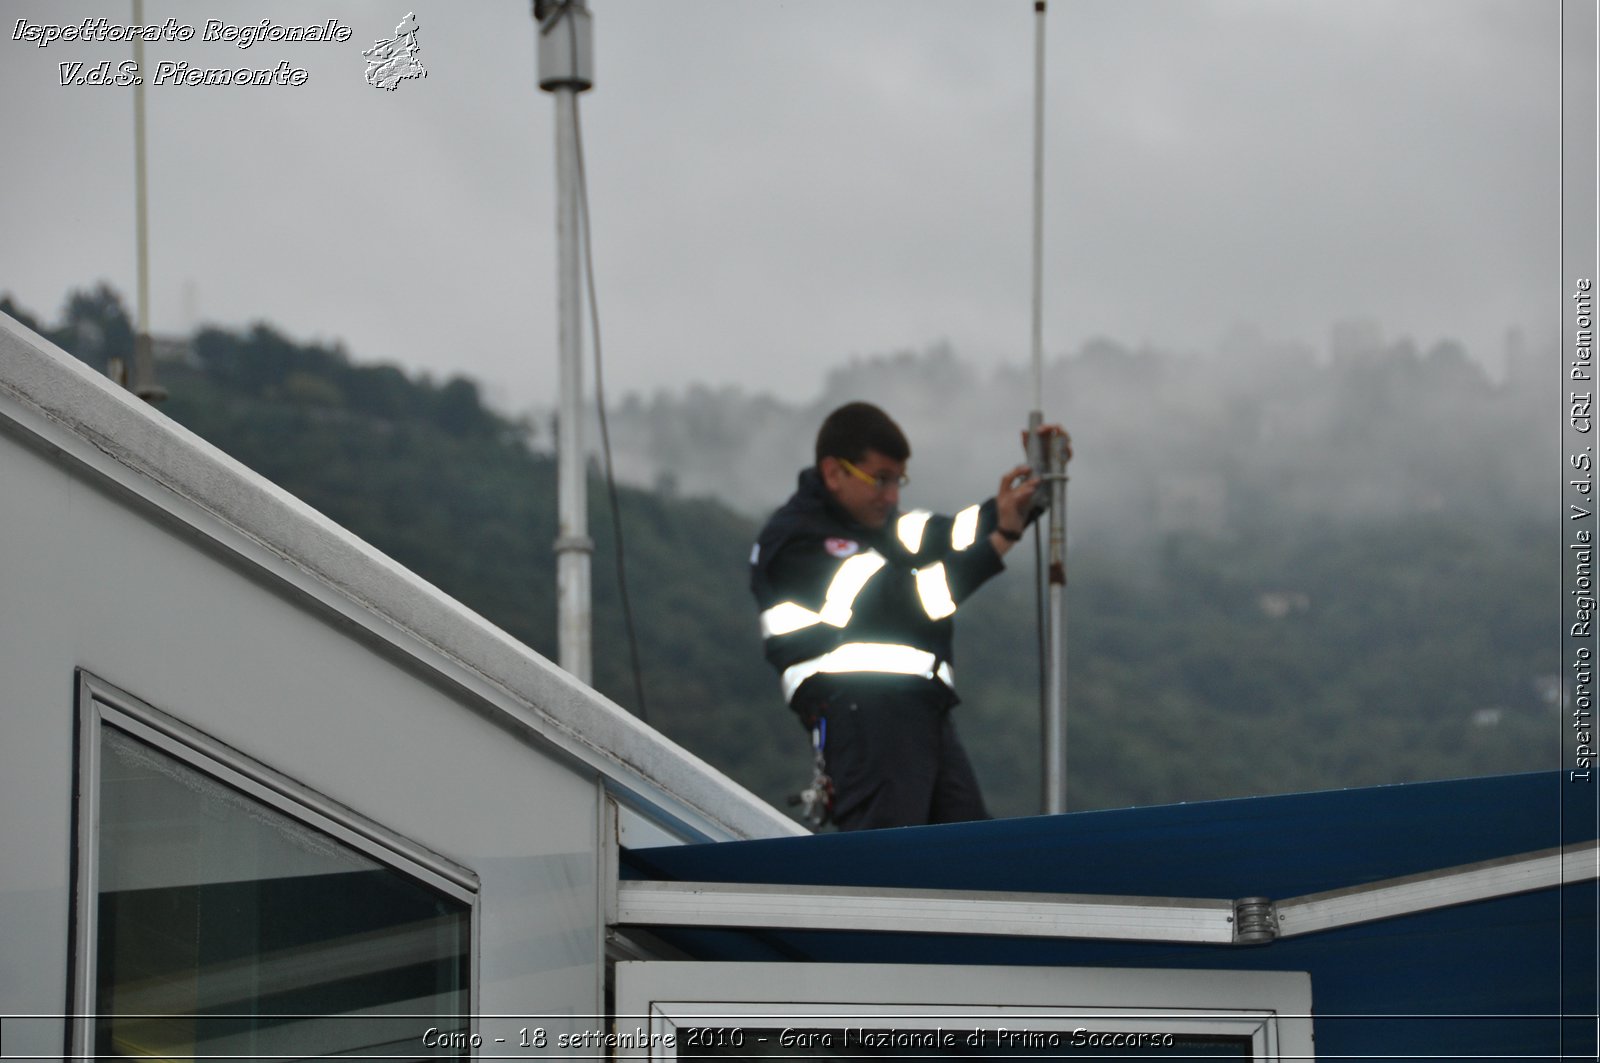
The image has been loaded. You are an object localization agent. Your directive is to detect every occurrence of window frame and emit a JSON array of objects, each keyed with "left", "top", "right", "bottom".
[
  {"left": 614, "top": 960, "right": 1314, "bottom": 1060},
  {"left": 67, "top": 670, "right": 480, "bottom": 1059}
]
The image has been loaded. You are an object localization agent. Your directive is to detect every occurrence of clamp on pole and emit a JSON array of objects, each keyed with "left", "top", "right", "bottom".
[{"left": 1045, "top": 431, "right": 1069, "bottom": 586}]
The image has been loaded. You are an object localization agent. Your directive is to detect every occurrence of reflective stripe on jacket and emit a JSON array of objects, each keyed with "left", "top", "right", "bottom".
[{"left": 749, "top": 467, "right": 1005, "bottom": 707}]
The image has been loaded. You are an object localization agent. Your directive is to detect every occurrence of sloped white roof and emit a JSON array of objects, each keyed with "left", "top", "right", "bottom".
[{"left": 0, "top": 311, "right": 803, "bottom": 842}]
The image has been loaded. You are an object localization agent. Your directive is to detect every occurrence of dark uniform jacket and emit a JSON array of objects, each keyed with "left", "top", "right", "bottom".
[{"left": 750, "top": 467, "right": 1008, "bottom": 714}]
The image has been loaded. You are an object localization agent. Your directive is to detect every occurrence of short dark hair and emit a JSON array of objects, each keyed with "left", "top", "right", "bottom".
[{"left": 815, "top": 402, "right": 910, "bottom": 466}]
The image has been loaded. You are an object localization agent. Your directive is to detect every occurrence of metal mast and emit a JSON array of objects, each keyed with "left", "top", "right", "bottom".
[
  {"left": 128, "top": 0, "right": 164, "bottom": 403},
  {"left": 1029, "top": 0, "right": 1068, "bottom": 814},
  {"left": 537, "top": 0, "right": 596, "bottom": 683}
]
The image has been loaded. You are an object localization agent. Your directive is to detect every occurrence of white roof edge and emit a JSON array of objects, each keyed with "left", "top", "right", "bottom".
[
  {"left": 1274, "top": 839, "right": 1599, "bottom": 938},
  {"left": 615, "top": 842, "right": 1600, "bottom": 944},
  {"left": 0, "top": 312, "right": 804, "bottom": 842},
  {"left": 616, "top": 880, "right": 1238, "bottom": 943}
]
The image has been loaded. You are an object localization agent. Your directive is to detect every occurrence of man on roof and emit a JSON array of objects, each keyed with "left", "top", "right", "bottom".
[{"left": 750, "top": 401, "right": 1067, "bottom": 830}]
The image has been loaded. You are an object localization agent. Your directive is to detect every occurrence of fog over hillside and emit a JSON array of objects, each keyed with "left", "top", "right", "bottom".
[
  {"left": 567, "top": 321, "right": 1552, "bottom": 550},
  {"left": 11, "top": 281, "right": 1561, "bottom": 813}
]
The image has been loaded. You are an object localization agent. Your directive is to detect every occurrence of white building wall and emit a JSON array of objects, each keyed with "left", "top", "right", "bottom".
[
  {"left": 0, "top": 373, "right": 603, "bottom": 1053},
  {"left": 0, "top": 312, "right": 800, "bottom": 1056}
]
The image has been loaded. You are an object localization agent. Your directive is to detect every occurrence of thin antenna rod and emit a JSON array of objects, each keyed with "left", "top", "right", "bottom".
[
  {"left": 1030, "top": 0, "right": 1047, "bottom": 411},
  {"left": 1029, "top": 0, "right": 1068, "bottom": 815}
]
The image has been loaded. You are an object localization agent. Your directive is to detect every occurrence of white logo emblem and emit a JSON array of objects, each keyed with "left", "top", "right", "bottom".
[
  {"left": 825, "top": 538, "right": 861, "bottom": 559},
  {"left": 364, "top": 13, "right": 426, "bottom": 91}
]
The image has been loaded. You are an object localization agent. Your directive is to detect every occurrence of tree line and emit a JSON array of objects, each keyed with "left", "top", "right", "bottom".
[{"left": 2, "top": 286, "right": 1563, "bottom": 821}]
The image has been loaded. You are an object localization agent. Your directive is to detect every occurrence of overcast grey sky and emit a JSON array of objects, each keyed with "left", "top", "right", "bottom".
[{"left": 0, "top": 0, "right": 1566, "bottom": 414}]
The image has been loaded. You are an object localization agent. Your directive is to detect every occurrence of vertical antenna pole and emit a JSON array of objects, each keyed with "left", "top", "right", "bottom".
[
  {"left": 539, "top": 1, "right": 596, "bottom": 683},
  {"left": 1029, "top": 1, "right": 1047, "bottom": 418},
  {"left": 1029, "top": 0, "right": 1068, "bottom": 815}
]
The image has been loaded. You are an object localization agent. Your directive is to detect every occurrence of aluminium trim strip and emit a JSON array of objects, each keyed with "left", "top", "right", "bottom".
[
  {"left": 615, "top": 841, "right": 1600, "bottom": 947},
  {"left": 615, "top": 880, "right": 1238, "bottom": 943},
  {"left": 1273, "top": 840, "right": 1600, "bottom": 939}
]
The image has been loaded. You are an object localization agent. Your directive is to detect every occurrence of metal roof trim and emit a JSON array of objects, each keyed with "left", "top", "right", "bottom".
[
  {"left": 1274, "top": 840, "right": 1599, "bottom": 939},
  {"left": 615, "top": 841, "right": 1599, "bottom": 946}
]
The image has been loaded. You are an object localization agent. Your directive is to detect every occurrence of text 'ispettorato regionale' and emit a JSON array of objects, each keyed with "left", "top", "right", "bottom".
[{"left": 16, "top": 17, "right": 353, "bottom": 87}]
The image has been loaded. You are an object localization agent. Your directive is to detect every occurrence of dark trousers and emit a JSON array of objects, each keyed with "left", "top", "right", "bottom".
[{"left": 812, "top": 686, "right": 990, "bottom": 831}]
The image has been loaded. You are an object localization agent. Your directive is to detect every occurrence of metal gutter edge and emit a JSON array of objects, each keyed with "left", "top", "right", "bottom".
[
  {"left": 615, "top": 880, "right": 1238, "bottom": 944},
  {"left": 1273, "top": 840, "right": 1599, "bottom": 940},
  {"left": 616, "top": 841, "right": 1600, "bottom": 946}
]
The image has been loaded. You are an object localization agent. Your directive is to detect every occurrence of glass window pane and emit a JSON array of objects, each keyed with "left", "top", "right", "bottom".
[{"left": 94, "top": 724, "right": 470, "bottom": 1060}]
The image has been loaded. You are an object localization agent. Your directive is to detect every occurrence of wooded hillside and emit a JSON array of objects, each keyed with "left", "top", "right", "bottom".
[{"left": 7, "top": 285, "right": 1560, "bottom": 821}]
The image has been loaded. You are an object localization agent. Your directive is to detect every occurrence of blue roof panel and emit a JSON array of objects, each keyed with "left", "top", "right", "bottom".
[
  {"left": 627, "top": 772, "right": 1587, "bottom": 898},
  {"left": 623, "top": 773, "right": 1599, "bottom": 1059}
]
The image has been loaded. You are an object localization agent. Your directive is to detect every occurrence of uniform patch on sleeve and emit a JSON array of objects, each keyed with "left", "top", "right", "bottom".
[{"left": 824, "top": 538, "right": 861, "bottom": 559}]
